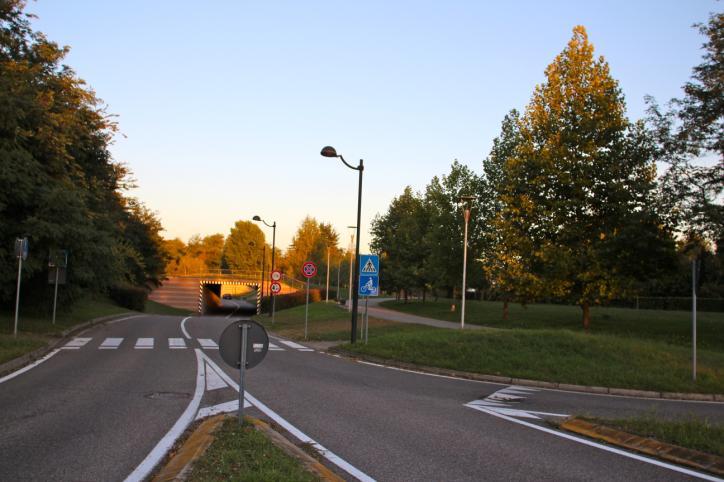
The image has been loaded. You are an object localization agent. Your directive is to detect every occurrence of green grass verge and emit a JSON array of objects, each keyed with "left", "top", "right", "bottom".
[
  {"left": 587, "top": 415, "right": 724, "bottom": 456},
  {"left": 380, "top": 299, "right": 724, "bottom": 350},
  {"left": 254, "top": 302, "right": 400, "bottom": 342},
  {"left": 0, "top": 296, "right": 130, "bottom": 365},
  {"left": 144, "top": 300, "right": 192, "bottom": 316},
  {"left": 341, "top": 325, "right": 724, "bottom": 394},
  {"left": 188, "top": 418, "right": 319, "bottom": 482}
]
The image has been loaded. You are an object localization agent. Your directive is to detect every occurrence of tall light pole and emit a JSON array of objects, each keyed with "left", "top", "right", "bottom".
[
  {"left": 321, "top": 146, "right": 363, "bottom": 344},
  {"left": 347, "top": 226, "right": 356, "bottom": 312},
  {"left": 459, "top": 196, "right": 475, "bottom": 330},
  {"left": 325, "top": 246, "right": 331, "bottom": 303},
  {"left": 253, "top": 216, "right": 276, "bottom": 319}
]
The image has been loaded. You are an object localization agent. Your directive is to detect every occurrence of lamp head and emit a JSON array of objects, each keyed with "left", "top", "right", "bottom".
[
  {"left": 320, "top": 146, "right": 338, "bottom": 158},
  {"left": 252, "top": 215, "right": 261, "bottom": 221}
]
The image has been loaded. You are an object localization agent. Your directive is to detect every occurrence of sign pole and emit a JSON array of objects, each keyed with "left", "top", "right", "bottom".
[
  {"left": 52, "top": 266, "right": 60, "bottom": 325},
  {"left": 305, "top": 277, "right": 310, "bottom": 340},
  {"left": 14, "top": 255, "right": 22, "bottom": 337},
  {"left": 239, "top": 323, "right": 248, "bottom": 424},
  {"left": 364, "top": 296, "right": 369, "bottom": 344}
]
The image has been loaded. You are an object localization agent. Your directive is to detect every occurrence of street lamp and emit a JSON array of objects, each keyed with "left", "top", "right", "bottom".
[
  {"left": 321, "top": 146, "right": 363, "bottom": 344},
  {"left": 253, "top": 215, "right": 277, "bottom": 322},
  {"left": 346, "top": 225, "right": 356, "bottom": 312},
  {"left": 459, "top": 196, "right": 475, "bottom": 330}
]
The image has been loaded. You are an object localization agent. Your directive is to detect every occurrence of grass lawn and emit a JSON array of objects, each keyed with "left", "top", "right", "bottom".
[
  {"left": 586, "top": 415, "right": 724, "bottom": 456},
  {"left": 0, "top": 296, "right": 130, "bottom": 365},
  {"left": 380, "top": 299, "right": 724, "bottom": 351},
  {"left": 144, "top": 300, "right": 192, "bottom": 316},
  {"left": 188, "top": 418, "right": 319, "bottom": 482},
  {"left": 341, "top": 325, "right": 724, "bottom": 394},
  {"left": 254, "top": 302, "right": 401, "bottom": 342}
]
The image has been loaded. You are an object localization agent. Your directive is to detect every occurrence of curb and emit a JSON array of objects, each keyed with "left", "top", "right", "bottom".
[
  {"left": 560, "top": 417, "right": 724, "bottom": 476},
  {"left": 328, "top": 348, "right": 724, "bottom": 402},
  {"left": 154, "top": 415, "right": 344, "bottom": 482},
  {"left": 0, "top": 311, "right": 137, "bottom": 378}
]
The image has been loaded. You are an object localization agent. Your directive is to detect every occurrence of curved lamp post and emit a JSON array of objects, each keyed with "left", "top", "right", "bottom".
[
  {"left": 321, "top": 146, "right": 363, "bottom": 344},
  {"left": 253, "top": 215, "right": 277, "bottom": 322},
  {"left": 459, "top": 196, "right": 475, "bottom": 329}
]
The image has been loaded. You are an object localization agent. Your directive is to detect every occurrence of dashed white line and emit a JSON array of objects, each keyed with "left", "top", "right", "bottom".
[{"left": 99, "top": 337, "right": 123, "bottom": 349}]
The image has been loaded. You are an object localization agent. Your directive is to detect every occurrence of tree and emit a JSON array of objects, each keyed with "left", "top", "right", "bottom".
[
  {"left": 490, "top": 26, "right": 675, "bottom": 329},
  {"left": 370, "top": 187, "right": 430, "bottom": 300},
  {"left": 222, "top": 221, "right": 267, "bottom": 272},
  {"left": 646, "top": 13, "right": 723, "bottom": 246},
  {"left": 282, "top": 217, "right": 340, "bottom": 284}
]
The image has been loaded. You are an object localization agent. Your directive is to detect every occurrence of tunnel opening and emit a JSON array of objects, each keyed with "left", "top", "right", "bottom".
[{"left": 199, "top": 280, "right": 260, "bottom": 316}]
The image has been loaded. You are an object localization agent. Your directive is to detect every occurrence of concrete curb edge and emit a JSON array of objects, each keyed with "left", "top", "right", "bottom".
[
  {"left": 328, "top": 347, "right": 724, "bottom": 402},
  {"left": 560, "top": 417, "right": 724, "bottom": 476},
  {"left": 0, "top": 311, "right": 137, "bottom": 378}
]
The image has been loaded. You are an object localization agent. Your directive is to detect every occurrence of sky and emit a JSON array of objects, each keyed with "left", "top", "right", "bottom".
[{"left": 28, "top": 0, "right": 720, "bottom": 253}]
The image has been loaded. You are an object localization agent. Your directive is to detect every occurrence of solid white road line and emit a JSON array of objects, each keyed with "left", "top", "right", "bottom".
[
  {"left": 356, "top": 360, "right": 508, "bottom": 386},
  {"left": 134, "top": 338, "right": 154, "bottom": 350},
  {"left": 197, "top": 351, "right": 376, "bottom": 482},
  {"left": 197, "top": 338, "right": 218, "bottom": 350},
  {"left": 168, "top": 338, "right": 187, "bottom": 349},
  {"left": 62, "top": 337, "right": 92, "bottom": 349},
  {"left": 99, "top": 337, "right": 123, "bottom": 349},
  {"left": 180, "top": 317, "right": 192, "bottom": 339},
  {"left": 124, "top": 349, "right": 206, "bottom": 482},
  {"left": 476, "top": 406, "right": 723, "bottom": 482},
  {"left": 0, "top": 349, "right": 61, "bottom": 385}
]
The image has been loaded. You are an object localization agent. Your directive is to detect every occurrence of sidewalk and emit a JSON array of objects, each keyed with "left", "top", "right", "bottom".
[{"left": 357, "top": 297, "right": 483, "bottom": 330}]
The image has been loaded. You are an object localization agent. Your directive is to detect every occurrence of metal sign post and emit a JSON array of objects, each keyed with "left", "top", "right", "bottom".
[
  {"left": 301, "top": 261, "right": 317, "bottom": 341},
  {"left": 364, "top": 296, "right": 369, "bottom": 344},
  {"left": 270, "top": 270, "right": 282, "bottom": 324},
  {"left": 49, "top": 249, "right": 68, "bottom": 325},
  {"left": 239, "top": 324, "right": 248, "bottom": 423},
  {"left": 358, "top": 254, "right": 379, "bottom": 344},
  {"left": 13, "top": 238, "right": 28, "bottom": 337}
]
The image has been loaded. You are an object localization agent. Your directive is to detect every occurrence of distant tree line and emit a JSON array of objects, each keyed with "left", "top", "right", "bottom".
[
  {"left": 371, "top": 19, "right": 723, "bottom": 327},
  {"left": 0, "top": 1, "right": 166, "bottom": 312}
]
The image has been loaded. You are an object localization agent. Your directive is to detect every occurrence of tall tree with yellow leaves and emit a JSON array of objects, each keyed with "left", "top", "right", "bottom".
[{"left": 489, "top": 26, "right": 675, "bottom": 329}]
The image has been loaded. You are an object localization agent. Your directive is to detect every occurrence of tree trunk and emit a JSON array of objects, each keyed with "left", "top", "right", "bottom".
[
  {"left": 422, "top": 286, "right": 427, "bottom": 303},
  {"left": 403, "top": 289, "right": 408, "bottom": 304},
  {"left": 503, "top": 300, "right": 509, "bottom": 321},
  {"left": 581, "top": 301, "right": 590, "bottom": 331}
]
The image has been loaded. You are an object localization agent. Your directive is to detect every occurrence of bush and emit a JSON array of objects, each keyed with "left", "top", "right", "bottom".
[
  {"left": 109, "top": 285, "right": 147, "bottom": 311},
  {"left": 261, "top": 289, "right": 321, "bottom": 311}
]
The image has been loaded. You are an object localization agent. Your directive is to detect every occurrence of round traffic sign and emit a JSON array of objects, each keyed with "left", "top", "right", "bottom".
[
  {"left": 218, "top": 320, "right": 269, "bottom": 369},
  {"left": 302, "top": 261, "right": 317, "bottom": 278},
  {"left": 270, "top": 270, "right": 282, "bottom": 282},
  {"left": 270, "top": 282, "right": 282, "bottom": 294}
]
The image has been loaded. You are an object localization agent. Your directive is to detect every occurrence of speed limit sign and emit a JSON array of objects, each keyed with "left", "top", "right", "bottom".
[
  {"left": 302, "top": 261, "right": 317, "bottom": 278},
  {"left": 270, "top": 282, "right": 282, "bottom": 294},
  {"left": 270, "top": 270, "right": 282, "bottom": 282}
]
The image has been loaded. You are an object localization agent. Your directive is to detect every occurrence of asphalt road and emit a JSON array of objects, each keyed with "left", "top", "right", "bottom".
[{"left": 0, "top": 312, "right": 721, "bottom": 481}]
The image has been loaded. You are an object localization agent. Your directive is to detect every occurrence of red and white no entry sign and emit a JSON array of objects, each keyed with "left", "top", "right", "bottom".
[
  {"left": 270, "top": 270, "right": 282, "bottom": 282},
  {"left": 270, "top": 282, "right": 282, "bottom": 294},
  {"left": 302, "top": 261, "right": 317, "bottom": 278}
]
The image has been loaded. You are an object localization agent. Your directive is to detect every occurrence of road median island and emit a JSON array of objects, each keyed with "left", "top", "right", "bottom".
[
  {"left": 166, "top": 414, "right": 340, "bottom": 482},
  {"left": 560, "top": 417, "right": 724, "bottom": 476}
]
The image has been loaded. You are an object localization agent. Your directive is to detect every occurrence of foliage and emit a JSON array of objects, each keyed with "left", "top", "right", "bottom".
[
  {"left": 165, "top": 233, "right": 226, "bottom": 275},
  {"left": 281, "top": 216, "right": 342, "bottom": 282},
  {"left": 486, "top": 26, "right": 676, "bottom": 328},
  {"left": 222, "top": 221, "right": 269, "bottom": 272},
  {"left": 646, "top": 13, "right": 723, "bottom": 247},
  {"left": 260, "top": 289, "right": 321, "bottom": 312},
  {"left": 0, "top": 1, "right": 166, "bottom": 310},
  {"left": 109, "top": 285, "right": 147, "bottom": 311}
]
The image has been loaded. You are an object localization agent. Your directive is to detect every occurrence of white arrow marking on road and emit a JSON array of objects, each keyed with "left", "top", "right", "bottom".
[{"left": 205, "top": 362, "right": 228, "bottom": 391}]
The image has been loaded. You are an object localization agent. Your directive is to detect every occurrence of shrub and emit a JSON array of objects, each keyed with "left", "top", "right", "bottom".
[
  {"left": 109, "top": 285, "right": 147, "bottom": 311},
  {"left": 261, "top": 289, "right": 321, "bottom": 311}
]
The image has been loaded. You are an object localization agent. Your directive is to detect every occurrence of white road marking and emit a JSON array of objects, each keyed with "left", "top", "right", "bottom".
[
  {"left": 268, "top": 343, "right": 284, "bottom": 351},
  {"left": 0, "top": 349, "right": 61, "bottom": 385},
  {"left": 180, "top": 317, "right": 191, "bottom": 339},
  {"left": 466, "top": 386, "right": 569, "bottom": 420},
  {"left": 124, "top": 349, "right": 206, "bottom": 482},
  {"left": 198, "top": 351, "right": 376, "bottom": 482},
  {"left": 196, "top": 400, "right": 252, "bottom": 420},
  {"left": 476, "top": 406, "right": 724, "bottom": 482},
  {"left": 62, "top": 337, "right": 92, "bottom": 350},
  {"left": 168, "top": 338, "right": 187, "bottom": 349},
  {"left": 205, "top": 362, "right": 228, "bottom": 391},
  {"left": 357, "top": 360, "right": 508, "bottom": 385},
  {"left": 99, "top": 337, "right": 123, "bottom": 349},
  {"left": 134, "top": 338, "right": 154, "bottom": 350},
  {"left": 105, "top": 314, "right": 145, "bottom": 326},
  {"left": 278, "top": 340, "right": 314, "bottom": 351},
  {"left": 197, "top": 338, "right": 218, "bottom": 350}
]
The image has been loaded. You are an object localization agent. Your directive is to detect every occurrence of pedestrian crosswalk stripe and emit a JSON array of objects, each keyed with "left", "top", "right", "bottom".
[
  {"left": 268, "top": 343, "right": 284, "bottom": 351},
  {"left": 278, "top": 340, "right": 314, "bottom": 352},
  {"left": 198, "top": 338, "right": 218, "bottom": 350},
  {"left": 99, "top": 337, "right": 123, "bottom": 349},
  {"left": 135, "top": 338, "right": 154, "bottom": 349},
  {"left": 169, "top": 338, "right": 187, "bottom": 349},
  {"left": 63, "top": 337, "right": 91, "bottom": 349}
]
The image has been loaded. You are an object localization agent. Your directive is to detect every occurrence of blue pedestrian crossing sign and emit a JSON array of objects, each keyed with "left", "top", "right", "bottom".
[
  {"left": 359, "top": 275, "right": 379, "bottom": 296},
  {"left": 358, "top": 254, "right": 379, "bottom": 297},
  {"left": 359, "top": 254, "right": 379, "bottom": 276}
]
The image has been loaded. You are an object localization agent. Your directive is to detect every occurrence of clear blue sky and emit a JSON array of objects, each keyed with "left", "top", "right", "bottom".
[{"left": 29, "top": 0, "right": 719, "bottom": 253}]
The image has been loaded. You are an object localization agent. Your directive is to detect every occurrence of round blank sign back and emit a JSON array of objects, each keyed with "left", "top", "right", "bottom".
[{"left": 219, "top": 319, "right": 269, "bottom": 369}]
